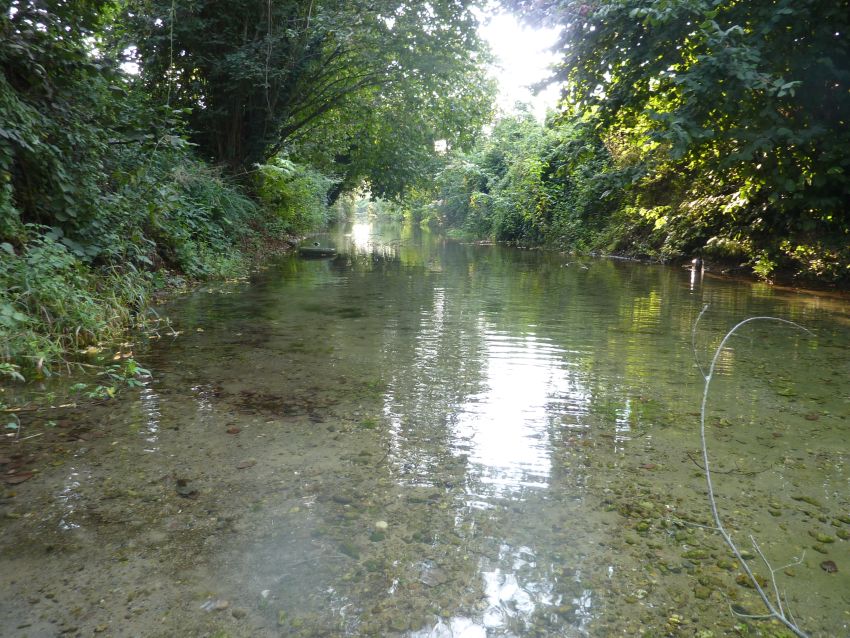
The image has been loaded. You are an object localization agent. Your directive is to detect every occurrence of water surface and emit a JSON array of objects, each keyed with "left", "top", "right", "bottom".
[{"left": 1, "top": 221, "right": 848, "bottom": 637}]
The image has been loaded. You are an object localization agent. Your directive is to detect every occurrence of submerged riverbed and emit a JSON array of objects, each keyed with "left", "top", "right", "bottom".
[{"left": 1, "top": 221, "right": 849, "bottom": 637}]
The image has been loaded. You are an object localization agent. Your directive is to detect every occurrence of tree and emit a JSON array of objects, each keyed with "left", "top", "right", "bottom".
[
  {"left": 503, "top": 0, "right": 850, "bottom": 280},
  {"left": 125, "top": 0, "right": 495, "bottom": 196},
  {"left": 2, "top": 0, "right": 114, "bottom": 240}
]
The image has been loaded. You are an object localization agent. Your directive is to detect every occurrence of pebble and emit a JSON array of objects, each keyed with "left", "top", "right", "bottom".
[
  {"left": 693, "top": 586, "right": 711, "bottom": 600},
  {"left": 200, "top": 598, "right": 229, "bottom": 612}
]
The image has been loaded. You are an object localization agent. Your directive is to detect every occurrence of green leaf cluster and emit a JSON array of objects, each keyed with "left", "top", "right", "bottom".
[
  {"left": 427, "top": 109, "right": 621, "bottom": 250},
  {"left": 479, "top": 0, "right": 850, "bottom": 282},
  {"left": 256, "top": 157, "right": 337, "bottom": 234},
  {"left": 124, "top": 0, "right": 495, "bottom": 196}
]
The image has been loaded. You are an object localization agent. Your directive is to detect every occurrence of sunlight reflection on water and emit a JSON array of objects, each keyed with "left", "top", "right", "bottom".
[{"left": 7, "top": 217, "right": 847, "bottom": 637}]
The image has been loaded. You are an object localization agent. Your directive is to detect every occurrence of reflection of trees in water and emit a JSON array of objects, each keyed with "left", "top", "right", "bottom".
[
  {"left": 362, "top": 234, "right": 608, "bottom": 632},
  {"left": 141, "top": 221, "right": 847, "bottom": 635}
]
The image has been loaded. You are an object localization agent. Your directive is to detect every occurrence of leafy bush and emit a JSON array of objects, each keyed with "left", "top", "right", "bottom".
[
  {"left": 0, "top": 231, "right": 144, "bottom": 375},
  {"left": 256, "top": 158, "right": 337, "bottom": 234}
]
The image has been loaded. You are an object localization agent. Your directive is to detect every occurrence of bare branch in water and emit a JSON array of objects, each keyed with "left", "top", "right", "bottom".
[
  {"left": 691, "top": 303, "right": 710, "bottom": 379},
  {"left": 698, "top": 312, "right": 812, "bottom": 638}
]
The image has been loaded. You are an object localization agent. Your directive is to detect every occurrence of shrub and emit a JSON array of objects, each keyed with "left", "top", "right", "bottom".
[
  {"left": 0, "top": 231, "right": 144, "bottom": 375},
  {"left": 256, "top": 157, "right": 337, "bottom": 234}
]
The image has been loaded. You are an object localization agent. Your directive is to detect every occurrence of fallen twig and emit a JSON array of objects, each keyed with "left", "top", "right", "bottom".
[
  {"left": 696, "top": 310, "right": 812, "bottom": 638},
  {"left": 685, "top": 450, "right": 771, "bottom": 476}
]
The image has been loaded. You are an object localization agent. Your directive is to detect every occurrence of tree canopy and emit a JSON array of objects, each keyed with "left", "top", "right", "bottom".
[
  {"left": 442, "top": 0, "right": 850, "bottom": 282},
  {"left": 1, "top": 0, "right": 497, "bottom": 372},
  {"left": 125, "top": 0, "right": 495, "bottom": 197}
]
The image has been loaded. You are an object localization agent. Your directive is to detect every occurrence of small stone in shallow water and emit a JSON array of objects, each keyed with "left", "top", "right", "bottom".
[
  {"left": 200, "top": 599, "right": 229, "bottom": 612},
  {"left": 693, "top": 586, "right": 711, "bottom": 600},
  {"left": 716, "top": 559, "right": 735, "bottom": 571},
  {"left": 175, "top": 478, "right": 198, "bottom": 498},
  {"left": 735, "top": 573, "right": 767, "bottom": 588},
  {"left": 791, "top": 494, "right": 824, "bottom": 508},
  {"left": 820, "top": 560, "right": 838, "bottom": 573}
]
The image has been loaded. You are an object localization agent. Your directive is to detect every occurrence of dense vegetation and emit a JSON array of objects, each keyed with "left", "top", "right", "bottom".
[
  {"left": 3, "top": 0, "right": 848, "bottom": 382},
  {"left": 0, "top": 0, "right": 493, "bottom": 379},
  {"left": 432, "top": 0, "right": 849, "bottom": 284}
]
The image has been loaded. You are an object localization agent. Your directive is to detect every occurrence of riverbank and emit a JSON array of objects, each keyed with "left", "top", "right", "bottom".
[
  {"left": 0, "top": 207, "right": 301, "bottom": 386},
  {"left": 443, "top": 222, "right": 850, "bottom": 297}
]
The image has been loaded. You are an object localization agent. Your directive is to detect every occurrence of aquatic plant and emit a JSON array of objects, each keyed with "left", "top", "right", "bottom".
[{"left": 694, "top": 305, "right": 812, "bottom": 638}]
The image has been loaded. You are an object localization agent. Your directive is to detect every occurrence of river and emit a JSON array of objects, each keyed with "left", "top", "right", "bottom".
[{"left": 1, "top": 220, "right": 848, "bottom": 637}]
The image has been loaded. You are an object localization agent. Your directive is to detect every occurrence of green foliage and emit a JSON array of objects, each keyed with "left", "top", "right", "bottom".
[
  {"left": 0, "top": 363, "right": 24, "bottom": 382},
  {"left": 335, "top": 194, "right": 404, "bottom": 222},
  {"left": 2, "top": 2, "right": 113, "bottom": 243},
  {"left": 429, "top": 110, "right": 620, "bottom": 249},
  {"left": 256, "top": 158, "right": 336, "bottom": 234},
  {"left": 125, "top": 0, "right": 495, "bottom": 196},
  {"left": 76, "top": 357, "right": 151, "bottom": 400},
  {"left": 0, "top": 231, "right": 139, "bottom": 374},
  {"left": 0, "top": 142, "right": 273, "bottom": 373},
  {"left": 490, "top": 0, "right": 850, "bottom": 282},
  {"left": 131, "top": 153, "right": 262, "bottom": 279}
]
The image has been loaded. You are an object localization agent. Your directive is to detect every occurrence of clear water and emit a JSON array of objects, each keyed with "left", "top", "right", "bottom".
[{"left": 1, "top": 220, "right": 848, "bottom": 637}]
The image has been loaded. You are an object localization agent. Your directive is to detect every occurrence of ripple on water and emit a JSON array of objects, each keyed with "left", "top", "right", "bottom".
[{"left": 1, "top": 220, "right": 848, "bottom": 637}]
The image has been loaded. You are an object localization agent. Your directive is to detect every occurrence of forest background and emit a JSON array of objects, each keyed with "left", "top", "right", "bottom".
[{"left": 1, "top": 0, "right": 848, "bottom": 380}]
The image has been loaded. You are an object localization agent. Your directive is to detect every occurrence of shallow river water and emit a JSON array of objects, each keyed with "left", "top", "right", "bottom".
[{"left": 1, "top": 221, "right": 849, "bottom": 637}]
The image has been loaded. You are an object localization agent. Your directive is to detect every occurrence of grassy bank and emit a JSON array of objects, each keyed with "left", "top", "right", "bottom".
[{"left": 0, "top": 150, "right": 335, "bottom": 384}]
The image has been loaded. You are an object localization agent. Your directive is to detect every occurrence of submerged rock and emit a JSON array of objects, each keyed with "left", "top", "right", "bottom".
[{"left": 175, "top": 478, "right": 198, "bottom": 498}]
